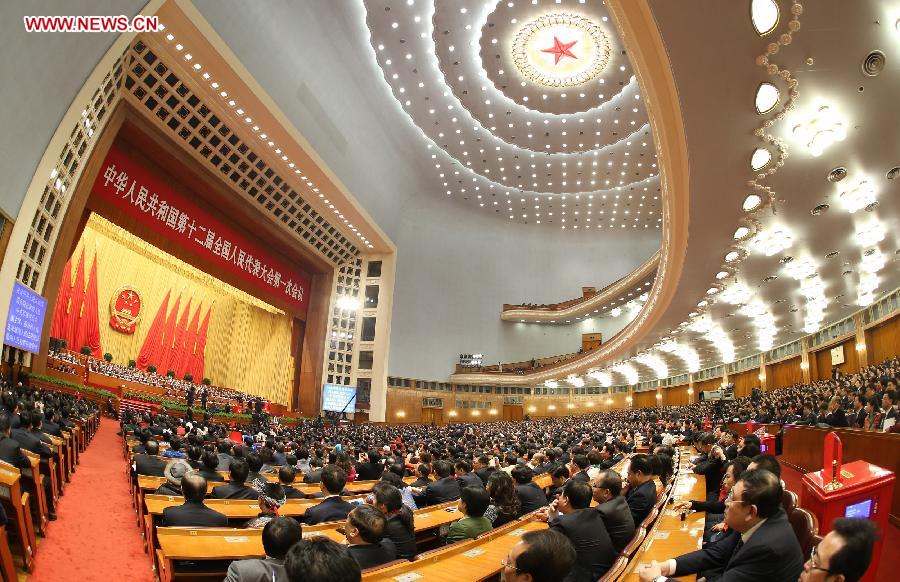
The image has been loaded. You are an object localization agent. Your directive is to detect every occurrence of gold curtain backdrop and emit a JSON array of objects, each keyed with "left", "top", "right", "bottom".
[{"left": 68, "top": 214, "right": 294, "bottom": 404}]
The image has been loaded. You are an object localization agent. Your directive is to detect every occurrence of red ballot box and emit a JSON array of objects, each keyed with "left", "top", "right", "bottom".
[
  {"left": 802, "top": 460, "right": 894, "bottom": 582},
  {"left": 759, "top": 433, "right": 775, "bottom": 454}
]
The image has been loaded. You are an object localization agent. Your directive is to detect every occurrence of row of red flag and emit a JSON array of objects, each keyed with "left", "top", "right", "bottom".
[
  {"left": 49, "top": 248, "right": 102, "bottom": 356},
  {"left": 49, "top": 247, "right": 212, "bottom": 383},
  {"left": 136, "top": 290, "right": 212, "bottom": 382}
]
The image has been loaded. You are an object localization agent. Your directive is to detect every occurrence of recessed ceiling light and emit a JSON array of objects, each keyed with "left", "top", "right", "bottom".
[
  {"left": 754, "top": 82, "right": 780, "bottom": 114},
  {"left": 734, "top": 226, "right": 751, "bottom": 239},
  {"left": 715, "top": 271, "right": 730, "bottom": 279},
  {"left": 750, "top": 0, "right": 779, "bottom": 36},
  {"left": 751, "top": 148, "right": 772, "bottom": 171},
  {"left": 725, "top": 251, "right": 741, "bottom": 262},
  {"left": 810, "top": 203, "right": 830, "bottom": 216},
  {"left": 742, "top": 194, "right": 763, "bottom": 211}
]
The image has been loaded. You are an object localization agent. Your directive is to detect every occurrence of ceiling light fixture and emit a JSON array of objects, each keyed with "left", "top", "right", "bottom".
[
  {"left": 839, "top": 179, "right": 877, "bottom": 213},
  {"left": 752, "top": 227, "right": 793, "bottom": 256},
  {"left": 742, "top": 194, "right": 763, "bottom": 211},
  {"left": 750, "top": 148, "right": 772, "bottom": 170},
  {"left": 855, "top": 222, "right": 886, "bottom": 247},
  {"left": 791, "top": 103, "right": 847, "bottom": 157},
  {"left": 750, "top": 0, "right": 780, "bottom": 35},
  {"left": 754, "top": 82, "right": 780, "bottom": 114}
]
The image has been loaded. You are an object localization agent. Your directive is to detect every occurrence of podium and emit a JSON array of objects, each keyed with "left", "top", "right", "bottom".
[{"left": 802, "top": 459, "right": 894, "bottom": 582}]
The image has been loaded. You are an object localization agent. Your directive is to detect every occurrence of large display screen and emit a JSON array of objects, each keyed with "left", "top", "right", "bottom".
[
  {"left": 844, "top": 498, "right": 873, "bottom": 519},
  {"left": 322, "top": 383, "right": 357, "bottom": 413},
  {"left": 4, "top": 282, "right": 47, "bottom": 353}
]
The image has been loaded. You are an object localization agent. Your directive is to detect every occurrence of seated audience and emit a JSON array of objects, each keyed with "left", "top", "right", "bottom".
[
  {"left": 454, "top": 459, "right": 482, "bottom": 488},
  {"left": 155, "top": 459, "right": 192, "bottom": 496},
  {"left": 225, "top": 516, "right": 301, "bottom": 582},
  {"left": 591, "top": 469, "right": 636, "bottom": 553},
  {"left": 371, "top": 482, "right": 416, "bottom": 560},
  {"left": 624, "top": 454, "right": 657, "bottom": 526},
  {"left": 244, "top": 479, "right": 286, "bottom": 528},
  {"left": 133, "top": 440, "right": 167, "bottom": 477},
  {"left": 211, "top": 458, "right": 258, "bottom": 500},
  {"left": 414, "top": 459, "right": 461, "bottom": 506},
  {"left": 537, "top": 480, "right": 616, "bottom": 582},
  {"left": 500, "top": 529, "right": 577, "bottom": 582},
  {"left": 446, "top": 486, "right": 492, "bottom": 542},
  {"left": 484, "top": 471, "right": 522, "bottom": 527},
  {"left": 343, "top": 505, "right": 397, "bottom": 569},
  {"left": 304, "top": 465, "right": 354, "bottom": 525},
  {"left": 161, "top": 473, "right": 228, "bottom": 527},
  {"left": 799, "top": 518, "right": 877, "bottom": 582},
  {"left": 512, "top": 464, "right": 548, "bottom": 513},
  {"left": 278, "top": 466, "right": 305, "bottom": 499},
  {"left": 285, "top": 537, "right": 361, "bottom": 582},
  {"left": 637, "top": 469, "right": 803, "bottom": 582}
]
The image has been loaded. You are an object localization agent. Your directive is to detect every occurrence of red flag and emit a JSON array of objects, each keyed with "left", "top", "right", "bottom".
[
  {"left": 168, "top": 296, "right": 193, "bottom": 378},
  {"left": 190, "top": 305, "right": 212, "bottom": 382},
  {"left": 137, "top": 290, "right": 170, "bottom": 369},
  {"left": 66, "top": 248, "right": 86, "bottom": 351},
  {"left": 176, "top": 302, "right": 202, "bottom": 378},
  {"left": 158, "top": 292, "right": 182, "bottom": 374},
  {"left": 50, "top": 258, "right": 73, "bottom": 342},
  {"left": 77, "top": 251, "right": 102, "bottom": 356}
]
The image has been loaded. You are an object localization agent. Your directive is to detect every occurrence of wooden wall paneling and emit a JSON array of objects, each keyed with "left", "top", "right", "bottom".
[
  {"left": 867, "top": 314, "right": 898, "bottom": 365},
  {"left": 694, "top": 377, "right": 723, "bottom": 394},
  {"left": 731, "top": 369, "right": 759, "bottom": 399},
  {"left": 634, "top": 390, "right": 657, "bottom": 409},
  {"left": 770, "top": 356, "right": 802, "bottom": 389},
  {"left": 665, "top": 384, "right": 690, "bottom": 407}
]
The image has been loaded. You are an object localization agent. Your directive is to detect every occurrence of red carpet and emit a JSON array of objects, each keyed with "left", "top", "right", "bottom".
[
  {"left": 28, "top": 418, "right": 154, "bottom": 582},
  {"left": 782, "top": 464, "right": 896, "bottom": 582}
]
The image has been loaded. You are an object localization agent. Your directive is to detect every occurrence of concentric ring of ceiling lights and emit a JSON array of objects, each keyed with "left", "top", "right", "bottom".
[
  {"left": 364, "top": 0, "right": 661, "bottom": 228},
  {"left": 511, "top": 13, "right": 610, "bottom": 88}
]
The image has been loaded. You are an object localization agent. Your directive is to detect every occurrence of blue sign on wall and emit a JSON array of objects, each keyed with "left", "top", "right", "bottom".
[
  {"left": 322, "top": 383, "right": 357, "bottom": 412},
  {"left": 4, "top": 282, "right": 47, "bottom": 353}
]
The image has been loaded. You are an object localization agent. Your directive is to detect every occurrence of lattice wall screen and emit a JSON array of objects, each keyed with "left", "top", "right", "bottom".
[{"left": 326, "top": 259, "right": 363, "bottom": 387}]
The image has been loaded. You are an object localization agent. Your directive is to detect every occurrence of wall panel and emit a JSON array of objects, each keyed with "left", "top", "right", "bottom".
[
  {"left": 770, "top": 356, "right": 802, "bottom": 389},
  {"left": 868, "top": 314, "right": 899, "bottom": 365},
  {"left": 665, "top": 384, "right": 690, "bottom": 407}
]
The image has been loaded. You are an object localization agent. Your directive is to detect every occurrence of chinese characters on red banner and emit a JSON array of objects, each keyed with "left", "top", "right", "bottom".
[{"left": 91, "top": 145, "right": 309, "bottom": 313}]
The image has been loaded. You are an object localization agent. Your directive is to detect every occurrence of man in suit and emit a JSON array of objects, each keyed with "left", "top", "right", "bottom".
[
  {"left": 278, "top": 466, "right": 305, "bottom": 499},
  {"left": 499, "top": 529, "right": 577, "bottom": 582},
  {"left": 215, "top": 439, "right": 233, "bottom": 471},
  {"left": 637, "top": 470, "right": 803, "bottom": 582},
  {"left": 0, "top": 416, "right": 30, "bottom": 470},
  {"left": 692, "top": 434, "right": 725, "bottom": 495},
  {"left": 474, "top": 454, "right": 496, "bottom": 485},
  {"left": 303, "top": 458, "right": 324, "bottom": 484},
  {"left": 592, "top": 469, "right": 636, "bottom": 553},
  {"left": 133, "top": 440, "right": 167, "bottom": 477},
  {"left": 343, "top": 505, "right": 397, "bottom": 570},
  {"left": 511, "top": 464, "right": 548, "bottom": 513},
  {"left": 414, "top": 460, "right": 461, "bottom": 507},
  {"left": 454, "top": 460, "right": 483, "bottom": 489},
  {"left": 161, "top": 473, "right": 228, "bottom": 527},
  {"left": 12, "top": 411, "right": 52, "bottom": 459},
  {"left": 570, "top": 455, "right": 591, "bottom": 482},
  {"left": 284, "top": 537, "right": 361, "bottom": 582},
  {"left": 880, "top": 391, "right": 897, "bottom": 430},
  {"left": 596, "top": 444, "right": 618, "bottom": 470},
  {"left": 355, "top": 450, "right": 384, "bottom": 482},
  {"left": 625, "top": 454, "right": 657, "bottom": 527},
  {"left": 211, "top": 458, "right": 258, "bottom": 500},
  {"left": 799, "top": 518, "right": 877, "bottom": 582},
  {"left": 537, "top": 480, "right": 616, "bottom": 582},
  {"left": 304, "top": 465, "right": 355, "bottom": 525},
  {"left": 225, "top": 516, "right": 302, "bottom": 581},
  {"left": 847, "top": 394, "right": 866, "bottom": 428},
  {"left": 197, "top": 451, "right": 226, "bottom": 483}
]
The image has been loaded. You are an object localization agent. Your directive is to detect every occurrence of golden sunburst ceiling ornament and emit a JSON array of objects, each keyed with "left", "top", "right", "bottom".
[{"left": 511, "top": 14, "right": 610, "bottom": 88}]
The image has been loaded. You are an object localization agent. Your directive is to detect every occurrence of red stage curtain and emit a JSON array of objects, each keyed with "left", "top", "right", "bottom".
[
  {"left": 176, "top": 303, "right": 201, "bottom": 379},
  {"left": 66, "top": 248, "right": 86, "bottom": 351},
  {"left": 158, "top": 293, "right": 182, "bottom": 374},
  {"left": 77, "top": 251, "right": 102, "bottom": 356},
  {"left": 137, "top": 290, "right": 170, "bottom": 369},
  {"left": 168, "top": 297, "right": 192, "bottom": 378},
  {"left": 50, "top": 258, "right": 73, "bottom": 343},
  {"left": 190, "top": 306, "right": 212, "bottom": 382}
]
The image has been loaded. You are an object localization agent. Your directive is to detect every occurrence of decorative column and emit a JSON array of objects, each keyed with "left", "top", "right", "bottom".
[
  {"left": 854, "top": 313, "right": 869, "bottom": 369},
  {"left": 799, "top": 337, "right": 812, "bottom": 383}
]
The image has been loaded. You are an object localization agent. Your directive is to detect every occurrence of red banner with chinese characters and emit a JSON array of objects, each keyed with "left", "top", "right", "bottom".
[{"left": 91, "top": 145, "right": 309, "bottom": 314}]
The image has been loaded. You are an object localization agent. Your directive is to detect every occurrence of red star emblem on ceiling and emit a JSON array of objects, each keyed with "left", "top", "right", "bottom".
[{"left": 541, "top": 36, "right": 578, "bottom": 65}]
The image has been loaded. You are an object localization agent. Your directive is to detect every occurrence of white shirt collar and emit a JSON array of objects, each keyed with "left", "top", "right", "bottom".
[{"left": 741, "top": 517, "right": 768, "bottom": 543}]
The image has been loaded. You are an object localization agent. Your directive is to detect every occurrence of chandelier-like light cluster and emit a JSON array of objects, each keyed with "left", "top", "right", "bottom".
[
  {"left": 720, "top": 282, "right": 753, "bottom": 305},
  {"left": 799, "top": 276, "right": 828, "bottom": 333},
  {"left": 613, "top": 363, "right": 639, "bottom": 385},
  {"left": 544, "top": 379, "right": 559, "bottom": 389},
  {"left": 511, "top": 13, "right": 611, "bottom": 88},
  {"left": 658, "top": 342, "right": 701, "bottom": 373},
  {"left": 791, "top": 103, "right": 847, "bottom": 157},
  {"left": 566, "top": 374, "right": 585, "bottom": 388},
  {"left": 635, "top": 354, "right": 668, "bottom": 380},
  {"left": 782, "top": 257, "right": 817, "bottom": 280},
  {"left": 587, "top": 370, "right": 612, "bottom": 387},
  {"left": 838, "top": 179, "right": 876, "bottom": 213},
  {"left": 857, "top": 250, "right": 886, "bottom": 306},
  {"left": 854, "top": 221, "right": 885, "bottom": 248},
  {"left": 752, "top": 227, "right": 793, "bottom": 256},
  {"left": 706, "top": 326, "right": 735, "bottom": 363}
]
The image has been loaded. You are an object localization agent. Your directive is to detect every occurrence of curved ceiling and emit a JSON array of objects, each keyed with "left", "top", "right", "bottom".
[
  {"left": 459, "top": 0, "right": 900, "bottom": 388},
  {"left": 364, "top": 0, "right": 662, "bottom": 229}
]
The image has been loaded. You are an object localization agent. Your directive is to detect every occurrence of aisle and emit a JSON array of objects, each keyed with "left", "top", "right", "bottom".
[{"left": 28, "top": 418, "right": 153, "bottom": 582}]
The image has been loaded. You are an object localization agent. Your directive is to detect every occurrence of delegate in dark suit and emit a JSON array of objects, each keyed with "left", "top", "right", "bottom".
[
  {"left": 161, "top": 500, "right": 229, "bottom": 527},
  {"left": 224, "top": 557, "right": 286, "bottom": 582},
  {"left": 668, "top": 509, "right": 802, "bottom": 582},
  {"left": 549, "top": 508, "right": 616, "bottom": 582},
  {"left": 12, "top": 428, "right": 52, "bottom": 459},
  {"left": 347, "top": 539, "right": 397, "bottom": 570},
  {"left": 516, "top": 481, "right": 548, "bottom": 513},
  {"left": 457, "top": 473, "right": 483, "bottom": 489},
  {"left": 625, "top": 480, "right": 656, "bottom": 526},
  {"left": 0, "top": 436, "right": 30, "bottom": 469},
  {"left": 693, "top": 454, "right": 725, "bottom": 495},
  {"left": 211, "top": 481, "right": 258, "bottom": 500},
  {"left": 596, "top": 496, "right": 636, "bottom": 553},
  {"left": 133, "top": 454, "right": 168, "bottom": 477},
  {"left": 417, "top": 476, "right": 461, "bottom": 506},
  {"left": 303, "top": 496, "right": 355, "bottom": 525}
]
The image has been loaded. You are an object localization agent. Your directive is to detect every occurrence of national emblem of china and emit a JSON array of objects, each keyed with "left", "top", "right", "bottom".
[{"left": 109, "top": 286, "right": 142, "bottom": 334}]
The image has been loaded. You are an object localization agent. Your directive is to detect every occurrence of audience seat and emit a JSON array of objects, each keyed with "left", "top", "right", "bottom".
[
  {"left": 789, "top": 507, "right": 819, "bottom": 559},
  {"left": 598, "top": 556, "right": 629, "bottom": 582},
  {"left": 782, "top": 489, "right": 798, "bottom": 517},
  {"left": 639, "top": 508, "right": 659, "bottom": 530},
  {"left": 807, "top": 533, "right": 823, "bottom": 560},
  {"left": 619, "top": 528, "right": 646, "bottom": 558}
]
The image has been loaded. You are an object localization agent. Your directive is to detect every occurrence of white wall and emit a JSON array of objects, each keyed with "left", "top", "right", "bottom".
[{"left": 0, "top": 0, "right": 145, "bottom": 217}]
